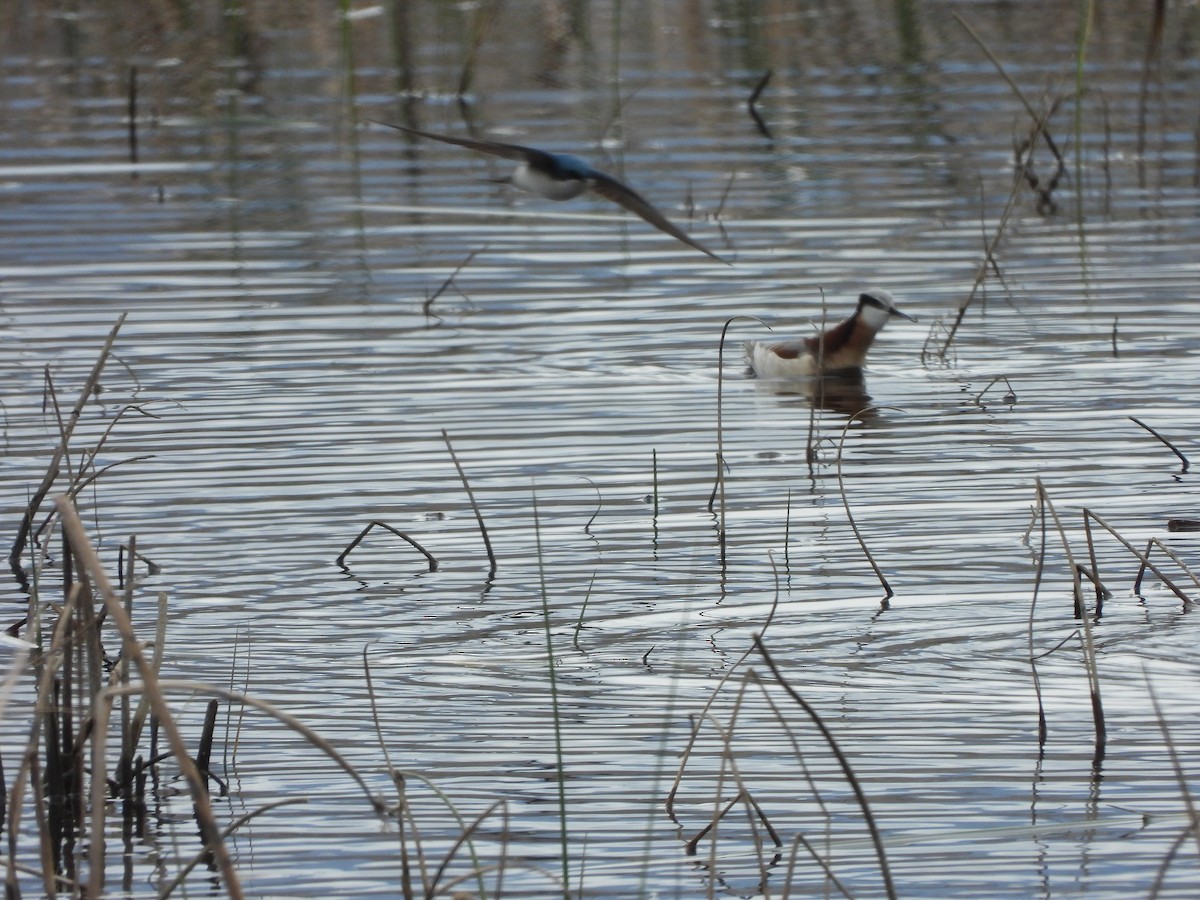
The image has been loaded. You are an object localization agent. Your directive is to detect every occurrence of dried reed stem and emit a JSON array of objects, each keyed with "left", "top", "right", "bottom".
[
  {"left": 56, "top": 497, "right": 243, "bottom": 899},
  {"left": 424, "top": 245, "right": 487, "bottom": 320},
  {"left": 1036, "top": 482, "right": 1106, "bottom": 758},
  {"left": 1026, "top": 483, "right": 1050, "bottom": 746},
  {"left": 753, "top": 637, "right": 896, "bottom": 900},
  {"left": 747, "top": 70, "right": 773, "bottom": 138},
  {"left": 665, "top": 556, "right": 783, "bottom": 816},
  {"left": 1085, "top": 509, "right": 1192, "bottom": 604},
  {"left": 835, "top": 408, "right": 895, "bottom": 603},
  {"left": 712, "top": 316, "right": 770, "bottom": 561},
  {"left": 441, "top": 429, "right": 496, "bottom": 577},
  {"left": 1130, "top": 416, "right": 1190, "bottom": 473},
  {"left": 934, "top": 17, "right": 1066, "bottom": 357},
  {"left": 337, "top": 520, "right": 439, "bottom": 571},
  {"left": 1134, "top": 538, "right": 1200, "bottom": 598},
  {"left": 10, "top": 314, "right": 126, "bottom": 576},
  {"left": 127, "top": 66, "right": 139, "bottom": 174},
  {"left": 531, "top": 485, "right": 570, "bottom": 899},
  {"left": 1144, "top": 668, "right": 1200, "bottom": 862}
]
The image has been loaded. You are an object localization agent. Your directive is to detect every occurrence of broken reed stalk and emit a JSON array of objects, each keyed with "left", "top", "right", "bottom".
[
  {"left": 752, "top": 636, "right": 896, "bottom": 900},
  {"left": 384, "top": 766, "right": 520, "bottom": 897},
  {"left": 336, "top": 520, "right": 439, "bottom": 571},
  {"left": 932, "top": 143, "right": 1028, "bottom": 358},
  {"left": 441, "top": 429, "right": 496, "bottom": 577},
  {"left": 9, "top": 314, "right": 126, "bottom": 577},
  {"left": 1034, "top": 478, "right": 1084, "bottom": 615},
  {"left": 746, "top": 69, "right": 773, "bottom": 139},
  {"left": 1085, "top": 509, "right": 1193, "bottom": 604},
  {"left": 1035, "top": 480, "right": 1106, "bottom": 758},
  {"left": 1129, "top": 416, "right": 1190, "bottom": 473},
  {"left": 1081, "top": 510, "right": 1107, "bottom": 616},
  {"left": 363, "top": 654, "right": 496, "bottom": 899},
  {"left": 835, "top": 408, "right": 896, "bottom": 603},
  {"left": 972, "top": 375, "right": 1018, "bottom": 405},
  {"left": 14, "top": 585, "right": 81, "bottom": 896},
  {"left": 1134, "top": 538, "right": 1200, "bottom": 598},
  {"left": 730, "top": 669, "right": 837, "bottom": 889},
  {"left": 54, "top": 496, "right": 244, "bottom": 900}
]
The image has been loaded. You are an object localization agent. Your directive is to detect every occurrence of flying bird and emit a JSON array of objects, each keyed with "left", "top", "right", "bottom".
[{"left": 371, "top": 120, "right": 728, "bottom": 264}]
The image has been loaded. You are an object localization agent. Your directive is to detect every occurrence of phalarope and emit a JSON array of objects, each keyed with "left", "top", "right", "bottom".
[
  {"left": 745, "top": 289, "right": 916, "bottom": 379},
  {"left": 370, "top": 120, "right": 728, "bottom": 264}
]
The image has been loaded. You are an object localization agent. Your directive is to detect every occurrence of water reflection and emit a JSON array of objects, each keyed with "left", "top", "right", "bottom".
[{"left": 752, "top": 369, "right": 876, "bottom": 418}]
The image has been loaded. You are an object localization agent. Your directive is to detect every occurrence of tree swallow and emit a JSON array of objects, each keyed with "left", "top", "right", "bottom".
[{"left": 371, "top": 120, "right": 729, "bottom": 264}]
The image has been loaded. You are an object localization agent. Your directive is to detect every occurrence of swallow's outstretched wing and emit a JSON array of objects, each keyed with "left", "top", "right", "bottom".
[{"left": 588, "top": 170, "right": 728, "bottom": 264}]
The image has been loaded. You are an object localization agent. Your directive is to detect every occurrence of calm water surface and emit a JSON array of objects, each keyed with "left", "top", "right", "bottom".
[{"left": 3, "top": 2, "right": 1200, "bottom": 897}]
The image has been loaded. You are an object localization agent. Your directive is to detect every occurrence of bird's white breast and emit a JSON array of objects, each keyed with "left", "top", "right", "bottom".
[{"left": 510, "top": 163, "right": 588, "bottom": 200}]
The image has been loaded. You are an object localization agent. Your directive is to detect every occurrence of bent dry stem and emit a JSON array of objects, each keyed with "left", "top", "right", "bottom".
[{"left": 9, "top": 313, "right": 126, "bottom": 579}]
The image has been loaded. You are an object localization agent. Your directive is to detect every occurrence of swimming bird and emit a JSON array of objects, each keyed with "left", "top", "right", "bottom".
[
  {"left": 745, "top": 289, "right": 916, "bottom": 379},
  {"left": 370, "top": 120, "right": 728, "bottom": 264}
]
